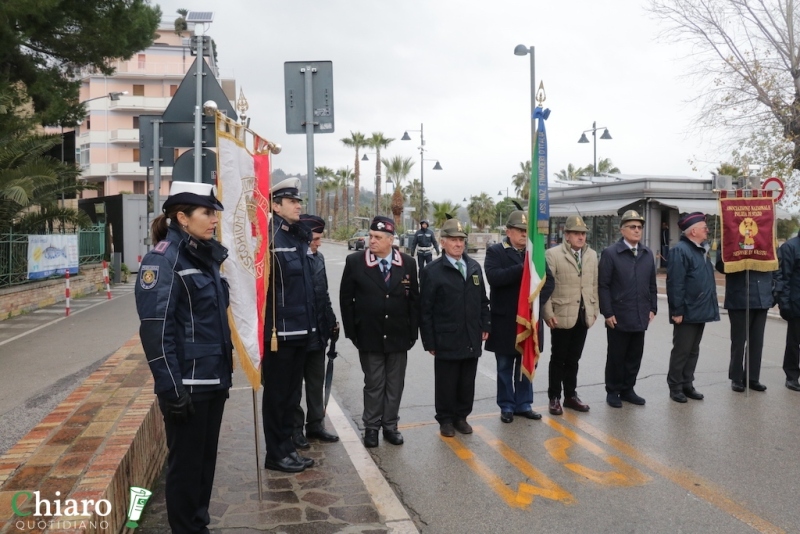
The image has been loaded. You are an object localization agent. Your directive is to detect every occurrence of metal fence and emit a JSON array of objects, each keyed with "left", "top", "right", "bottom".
[{"left": 0, "top": 226, "right": 106, "bottom": 288}]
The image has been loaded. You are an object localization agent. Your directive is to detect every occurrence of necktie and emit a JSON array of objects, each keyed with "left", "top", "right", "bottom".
[
  {"left": 456, "top": 260, "right": 466, "bottom": 279},
  {"left": 573, "top": 251, "right": 582, "bottom": 274},
  {"left": 381, "top": 259, "right": 390, "bottom": 286},
  {"left": 631, "top": 247, "right": 638, "bottom": 257}
]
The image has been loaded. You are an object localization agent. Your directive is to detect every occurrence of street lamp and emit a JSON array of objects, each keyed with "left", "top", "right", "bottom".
[
  {"left": 577, "top": 121, "right": 612, "bottom": 177},
  {"left": 401, "top": 123, "right": 442, "bottom": 221},
  {"left": 361, "top": 152, "right": 385, "bottom": 215},
  {"left": 514, "top": 45, "right": 536, "bottom": 156}
]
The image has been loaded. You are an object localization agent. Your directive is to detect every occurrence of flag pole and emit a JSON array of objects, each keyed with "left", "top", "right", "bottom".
[{"left": 252, "top": 389, "right": 263, "bottom": 501}]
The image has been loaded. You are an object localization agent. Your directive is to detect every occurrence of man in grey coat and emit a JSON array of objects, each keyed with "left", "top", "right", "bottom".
[
  {"left": 598, "top": 210, "right": 657, "bottom": 408},
  {"left": 666, "top": 212, "right": 720, "bottom": 403}
]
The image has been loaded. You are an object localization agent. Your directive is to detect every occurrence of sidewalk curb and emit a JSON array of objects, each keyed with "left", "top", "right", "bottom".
[{"left": 326, "top": 396, "right": 419, "bottom": 533}]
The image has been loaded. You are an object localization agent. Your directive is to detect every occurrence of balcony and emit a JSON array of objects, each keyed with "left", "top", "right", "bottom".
[
  {"left": 109, "top": 129, "right": 139, "bottom": 143},
  {"left": 110, "top": 162, "right": 147, "bottom": 175},
  {"left": 109, "top": 96, "right": 171, "bottom": 112}
]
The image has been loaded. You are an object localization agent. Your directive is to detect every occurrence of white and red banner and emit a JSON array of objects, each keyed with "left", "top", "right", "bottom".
[{"left": 216, "top": 114, "right": 272, "bottom": 389}]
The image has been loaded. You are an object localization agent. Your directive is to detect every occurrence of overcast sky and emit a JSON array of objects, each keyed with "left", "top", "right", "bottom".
[{"left": 154, "top": 0, "right": 718, "bottom": 204}]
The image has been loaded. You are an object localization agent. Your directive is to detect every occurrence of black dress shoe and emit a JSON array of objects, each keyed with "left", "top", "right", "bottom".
[
  {"left": 606, "top": 392, "right": 622, "bottom": 408},
  {"left": 748, "top": 381, "right": 767, "bottom": 392},
  {"left": 670, "top": 391, "right": 688, "bottom": 403},
  {"left": 500, "top": 411, "right": 514, "bottom": 423},
  {"left": 514, "top": 410, "right": 543, "bottom": 420},
  {"left": 289, "top": 451, "right": 314, "bottom": 468},
  {"left": 620, "top": 391, "right": 645, "bottom": 405},
  {"left": 731, "top": 381, "right": 745, "bottom": 392},
  {"left": 264, "top": 455, "right": 305, "bottom": 473},
  {"left": 292, "top": 431, "right": 310, "bottom": 450},
  {"left": 307, "top": 427, "right": 340, "bottom": 442},
  {"left": 786, "top": 379, "right": 800, "bottom": 391},
  {"left": 439, "top": 422, "right": 455, "bottom": 437},
  {"left": 683, "top": 388, "right": 704, "bottom": 400},
  {"left": 453, "top": 419, "right": 473, "bottom": 434},
  {"left": 383, "top": 429, "right": 404, "bottom": 445},
  {"left": 363, "top": 429, "right": 378, "bottom": 448}
]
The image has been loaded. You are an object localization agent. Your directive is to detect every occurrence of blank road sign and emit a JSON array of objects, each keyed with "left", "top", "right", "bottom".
[{"left": 284, "top": 61, "right": 334, "bottom": 134}]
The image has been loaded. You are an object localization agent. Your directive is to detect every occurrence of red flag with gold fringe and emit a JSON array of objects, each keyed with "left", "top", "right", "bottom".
[{"left": 718, "top": 190, "right": 778, "bottom": 274}]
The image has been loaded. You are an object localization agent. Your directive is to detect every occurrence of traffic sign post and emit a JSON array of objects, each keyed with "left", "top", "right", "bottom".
[
  {"left": 762, "top": 176, "right": 784, "bottom": 203},
  {"left": 284, "top": 61, "right": 334, "bottom": 216}
]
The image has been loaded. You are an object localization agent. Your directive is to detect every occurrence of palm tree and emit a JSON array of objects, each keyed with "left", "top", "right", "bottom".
[
  {"left": 336, "top": 167, "right": 354, "bottom": 232},
  {"left": 402, "top": 179, "right": 430, "bottom": 226},
  {"left": 315, "top": 166, "right": 334, "bottom": 215},
  {"left": 431, "top": 200, "right": 463, "bottom": 228},
  {"left": 341, "top": 131, "right": 367, "bottom": 215},
  {"left": 511, "top": 161, "right": 531, "bottom": 200},
  {"left": 716, "top": 162, "right": 743, "bottom": 177},
  {"left": 554, "top": 163, "right": 582, "bottom": 181},
  {"left": 597, "top": 158, "right": 621, "bottom": 174},
  {"left": 367, "top": 132, "right": 394, "bottom": 215},
  {"left": 0, "top": 133, "right": 92, "bottom": 233},
  {"left": 466, "top": 193, "right": 495, "bottom": 231},
  {"left": 382, "top": 156, "right": 415, "bottom": 227}
]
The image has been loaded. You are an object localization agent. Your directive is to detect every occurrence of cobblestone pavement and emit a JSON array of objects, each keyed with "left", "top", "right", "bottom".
[{"left": 136, "top": 387, "right": 390, "bottom": 533}]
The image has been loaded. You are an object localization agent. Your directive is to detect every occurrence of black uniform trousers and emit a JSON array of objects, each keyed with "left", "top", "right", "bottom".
[
  {"left": 160, "top": 391, "right": 227, "bottom": 534},
  {"left": 548, "top": 314, "right": 588, "bottom": 400},
  {"left": 294, "top": 348, "right": 326, "bottom": 432},
  {"left": 668, "top": 322, "right": 705, "bottom": 391},
  {"left": 783, "top": 317, "right": 800, "bottom": 381},
  {"left": 262, "top": 342, "right": 307, "bottom": 461},
  {"left": 434, "top": 357, "right": 479, "bottom": 424},
  {"left": 604, "top": 329, "right": 645, "bottom": 394},
  {"left": 417, "top": 252, "right": 434, "bottom": 270},
  {"left": 728, "top": 309, "right": 767, "bottom": 383}
]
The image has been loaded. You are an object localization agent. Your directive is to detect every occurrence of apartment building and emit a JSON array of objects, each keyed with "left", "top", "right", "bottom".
[{"left": 78, "top": 24, "right": 236, "bottom": 198}]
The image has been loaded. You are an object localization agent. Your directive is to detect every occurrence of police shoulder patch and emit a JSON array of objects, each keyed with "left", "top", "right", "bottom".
[
  {"left": 140, "top": 265, "right": 159, "bottom": 290},
  {"left": 152, "top": 240, "right": 171, "bottom": 255}
]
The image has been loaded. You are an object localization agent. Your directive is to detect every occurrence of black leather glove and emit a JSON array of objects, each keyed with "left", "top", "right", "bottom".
[
  {"left": 161, "top": 390, "right": 195, "bottom": 425},
  {"left": 330, "top": 322, "right": 340, "bottom": 343}
]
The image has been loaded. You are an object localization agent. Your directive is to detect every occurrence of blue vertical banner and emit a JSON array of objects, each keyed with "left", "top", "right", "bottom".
[{"left": 533, "top": 106, "right": 550, "bottom": 233}]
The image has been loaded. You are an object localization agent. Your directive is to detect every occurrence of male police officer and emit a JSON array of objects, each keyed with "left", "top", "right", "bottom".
[
  {"left": 293, "top": 214, "right": 339, "bottom": 449},
  {"left": 262, "top": 178, "right": 317, "bottom": 473},
  {"left": 411, "top": 219, "right": 440, "bottom": 270},
  {"left": 420, "top": 217, "right": 490, "bottom": 437}
]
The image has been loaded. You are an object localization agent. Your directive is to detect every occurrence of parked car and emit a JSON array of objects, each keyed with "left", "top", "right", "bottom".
[
  {"left": 393, "top": 235, "right": 400, "bottom": 249},
  {"left": 347, "top": 230, "right": 369, "bottom": 250}
]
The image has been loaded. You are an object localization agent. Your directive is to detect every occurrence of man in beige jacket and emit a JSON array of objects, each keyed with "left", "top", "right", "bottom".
[{"left": 543, "top": 215, "right": 599, "bottom": 415}]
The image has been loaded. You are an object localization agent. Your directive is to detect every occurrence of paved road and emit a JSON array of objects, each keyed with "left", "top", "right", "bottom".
[
  {"left": 320, "top": 241, "right": 799, "bottom": 534},
  {"left": 0, "top": 282, "right": 139, "bottom": 454}
]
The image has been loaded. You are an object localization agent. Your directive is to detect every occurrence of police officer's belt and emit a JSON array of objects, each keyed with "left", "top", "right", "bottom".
[{"left": 417, "top": 246, "right": 434, "bottom": 252}]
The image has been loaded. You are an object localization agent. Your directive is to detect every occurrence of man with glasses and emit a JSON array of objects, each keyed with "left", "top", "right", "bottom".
[
  {"left": 666, "top": 212, "right": 720, "bottom": 403},
  {"left": 598, "top": 210, "right": 658, "bottom": 408}
]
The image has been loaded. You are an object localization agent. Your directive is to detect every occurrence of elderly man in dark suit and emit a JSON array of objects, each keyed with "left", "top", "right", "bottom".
[
  {"left": 340, "top": 216, "right": 420, "bottom": 448},
  {"left": 485, "top": 209, "right": 553, "bottom": 423},
  {"left": 598, "top": 210, "right": 658, "bottom": 408}
]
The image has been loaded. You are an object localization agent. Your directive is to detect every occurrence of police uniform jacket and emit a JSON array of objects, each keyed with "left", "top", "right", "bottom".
[
  {"left": 307, "top": 250, "right": 336, "bottom": 351},
  {"left": 776, "top": 234, "right": 800, "bottom": 318},
  {"left": 666, "top": 235, "right": 720, "bottom": 324},
  {"left": 135, "top": 224, "right": 233, "bottom": 400},
  {"left": 340, "top": 248, "right": 420, "bottom": 353},
  {"left": 420, "top": 254, "right": 490, "bottom": 360},
  {"left": 715, "top": 256, "right": 774, "bottom": 310},
  {"left": 598, "top": 238, "right": 658, "bottom": 332},
  {"left": 266, "top": 214, "right": 316, "bottom": 345},
  {"left": 412, "top": 228, "right": 440, "bottom": 255},
  {"left": 484, "top": 239, "right": 554, "bottom": 354},
  {"left": 543, "top": 241, "right": 599, "bottom": 329}
]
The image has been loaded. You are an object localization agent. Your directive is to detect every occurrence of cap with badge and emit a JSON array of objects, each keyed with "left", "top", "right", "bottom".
[
  {"left": 271, "top": 177, "right": 303, "bottom": 201},
  {"left": 620, "top": 210, "right": 645, "bottom": 226},
  {"left": 564, "top": 215, "right": 588, "bottom": 233},
  {"left": 506, "top": 210, "right": 528, "bottom": 230},
  {"left": 162, "top": 181, "right": 224, "bottom": 212},
  {"left": 678, "top": 211, "right": 706, "bottom": 231},
  {"left": 370, "top": 215, "right": 395, "bottom": 234},
  {"left": 440, "top": 216, "right": 468, "bottom": 238},
  {"left": 299, "top": 214, "right": 325, "bottom": 234}
]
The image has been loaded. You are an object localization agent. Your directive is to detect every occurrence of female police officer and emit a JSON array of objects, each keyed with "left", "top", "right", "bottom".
[{"left": 135, "top": 181, "right": 232, "bottom": 534}]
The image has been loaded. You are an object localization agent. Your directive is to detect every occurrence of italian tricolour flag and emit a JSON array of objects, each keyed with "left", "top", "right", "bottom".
[{"left": 516, "top": 106, "right": 550, "bottom": 380}]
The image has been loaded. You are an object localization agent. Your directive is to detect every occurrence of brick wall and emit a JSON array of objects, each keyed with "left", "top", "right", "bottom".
[{"left": 0, "top": 264, "right": 106, "bottom": 320}]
